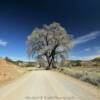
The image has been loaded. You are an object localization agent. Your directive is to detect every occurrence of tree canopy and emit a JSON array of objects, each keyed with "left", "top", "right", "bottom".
[{"left": 27, "top": 22, "right": 73, "bottom": 69}]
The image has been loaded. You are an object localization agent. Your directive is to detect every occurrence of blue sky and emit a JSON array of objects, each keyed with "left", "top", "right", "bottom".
[
  {"left": 70, "top": 31, "right": 100, "bottom": 60},
  {"left": 0, "top": 0, "right": 100, "bottom": 61}
]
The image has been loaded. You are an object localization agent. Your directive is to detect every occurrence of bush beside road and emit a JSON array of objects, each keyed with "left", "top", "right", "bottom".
[{"left": 56, "top": 66, "right": 100, "bottom": 87}]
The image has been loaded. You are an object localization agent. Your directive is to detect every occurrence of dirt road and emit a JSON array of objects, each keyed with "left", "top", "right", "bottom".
[{"left": 0, "top": 70, "right": 100, "bottom": 100}]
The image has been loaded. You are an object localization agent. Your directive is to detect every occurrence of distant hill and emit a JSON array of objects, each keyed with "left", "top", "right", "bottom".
[
  {"left": 92, "top": 57, "right": 100, "bottom": 62},
  {"left": 63, "top": 57, "right": 100, "bottom": 67},
  {"left": 5, "top": 57, "right": 36, "bottom": 67}
]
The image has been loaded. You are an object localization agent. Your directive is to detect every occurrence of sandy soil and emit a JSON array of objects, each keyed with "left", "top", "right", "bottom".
[
  {"left": 0, "top": 59, "right": 25, "bottom": 86},
  {"left": 0, "top": 70, "right": 100, "bottom": 100}
]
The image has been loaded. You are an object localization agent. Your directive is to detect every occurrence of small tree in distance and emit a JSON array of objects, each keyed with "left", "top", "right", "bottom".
[{"left": 27, "top": 22, "right": 73, "bottom": 69}]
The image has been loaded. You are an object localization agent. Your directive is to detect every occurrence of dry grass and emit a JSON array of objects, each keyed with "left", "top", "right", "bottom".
[{"left": 58, "top": 66, "right": 100, "bottom": 86}]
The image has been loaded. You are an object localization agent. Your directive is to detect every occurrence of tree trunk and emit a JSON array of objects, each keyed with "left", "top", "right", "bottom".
[
  {"left": 45, "top": 56, "right": 55, "bottom": 70},
  {"left": 45, "top": 55, "right": 51, "bottom": 70},
  {"left": 45, "top": 44, "right": 58, "bottom": 70}
]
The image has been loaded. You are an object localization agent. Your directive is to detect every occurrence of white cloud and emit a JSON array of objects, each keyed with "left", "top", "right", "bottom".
[
  {"left": 70, "top": 46, "right": 100, "bottom": 60},
  {"left": 72, "top": 31, "right": 100, "bottom": 46},
  {"left": 84, "top": 48, "right": 91, "bottom": 51},
  {"left": 94, "top": 46, "right": 100, "bottom": 54},
  {"left": 0, "top": 39, "right": 8, "bottom": 47},
  {"left": 70, "top": 54, "right": 100, "bottom": 61},
  {"left": 96, "top": 50, "right": 100, "bottom": 54},
  {"left": 95, "top": 46, "right": 100, "bottom": 50},
  {"left": 80, "top": 54, "right": 100, "bottom": 60}
]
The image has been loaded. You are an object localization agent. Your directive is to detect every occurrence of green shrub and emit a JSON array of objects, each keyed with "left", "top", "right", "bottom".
[
  {"left": 92, "top": 57, "right": 100, "bottom": 62},
  {"left": 69, "top": 60, "right": 82, "bottom": 66}
]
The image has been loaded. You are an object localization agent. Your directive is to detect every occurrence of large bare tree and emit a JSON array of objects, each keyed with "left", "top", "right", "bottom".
[{"left": 27, "top": 22, "right": 73, "bottom": 69}]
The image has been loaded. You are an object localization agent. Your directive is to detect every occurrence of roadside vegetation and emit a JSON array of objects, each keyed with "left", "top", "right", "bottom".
[
  {"left": 4, "top": 56, "right": 100, "bottom": 87},
  {"left": 57, "top": 57, "right": 100, "bottom": 87},
  {"left": 58, "top": 67, "right": 100, "bottom": 86}
]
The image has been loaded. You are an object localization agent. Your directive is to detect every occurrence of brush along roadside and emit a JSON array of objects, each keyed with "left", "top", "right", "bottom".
[{"left": 55, "top": 67, "right": 100, "bottom": 87}]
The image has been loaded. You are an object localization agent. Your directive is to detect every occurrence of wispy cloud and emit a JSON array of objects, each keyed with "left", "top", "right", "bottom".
[
  {"left": 79, "top": 54, "right": 100, "bottom": 60},
  {"left": 84, "top": 48, "right": 91, "bottom": 52},
  {"left": 72, "top": 31, "right": 100, "bottom": 46},
  {"left": 95, "top": 46, "right": 100, "bottom": 50},
  {"left": 70, "top": 54, "right": 100, "bottom": 60},
  {"left": 0, "top": 39, "right": 8, "bottom": 47},
  {"left": 96, "top": 50, "right": 100, "bottom": 54}
]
